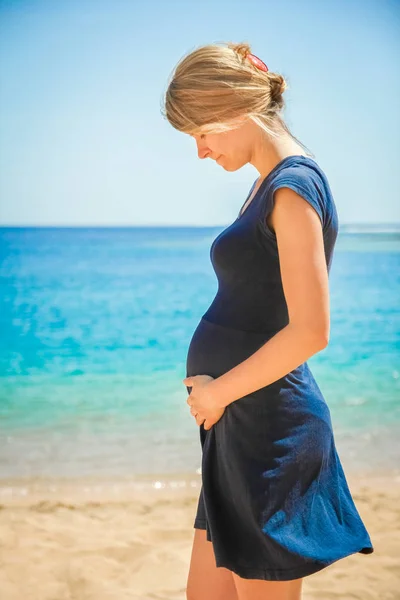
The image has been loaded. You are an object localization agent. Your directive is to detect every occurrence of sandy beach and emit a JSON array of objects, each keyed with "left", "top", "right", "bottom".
[{"left": 0, "top": 469, "right": 399, "bottom": 600}]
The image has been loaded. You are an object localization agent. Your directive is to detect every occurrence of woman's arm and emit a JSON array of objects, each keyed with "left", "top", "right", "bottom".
[{"left": 207, "top": 186, "right": 330, "bottom": 409}]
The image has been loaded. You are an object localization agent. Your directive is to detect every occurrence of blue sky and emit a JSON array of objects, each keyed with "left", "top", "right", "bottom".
[{"left": 0, "top": 0, "right": 399, "bottom": 226}]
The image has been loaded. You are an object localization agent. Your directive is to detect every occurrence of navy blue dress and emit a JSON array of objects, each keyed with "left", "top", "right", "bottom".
[{"left": 185, "top": 155, "right": 374, "bottom": 581}]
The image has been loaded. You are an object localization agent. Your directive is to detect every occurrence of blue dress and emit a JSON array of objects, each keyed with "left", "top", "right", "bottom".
[{"left": 185, "top": 155, "right": 374, "bottom": 581}]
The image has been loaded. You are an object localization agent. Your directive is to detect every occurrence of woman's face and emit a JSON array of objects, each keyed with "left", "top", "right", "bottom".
[{"left": 190, "top": 118, "right": 256, "bottom": 171}]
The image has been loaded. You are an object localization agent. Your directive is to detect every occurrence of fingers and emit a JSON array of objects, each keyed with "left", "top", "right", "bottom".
[
  {"left": 189, "top": 405, "right": 205, "bottom": 425},
  {"left": 191, "top": 407, "right": 205, "bottom": 425},
  {"left": 186, "top": 393, "right": 207, "bottom": 426}
]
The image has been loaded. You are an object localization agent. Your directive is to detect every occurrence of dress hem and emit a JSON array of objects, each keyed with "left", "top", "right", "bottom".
[{"left": 193, "top": 519, "right": 374, "bottom": 581}]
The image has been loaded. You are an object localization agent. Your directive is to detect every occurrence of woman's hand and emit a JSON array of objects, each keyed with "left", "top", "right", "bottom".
[{"left": 183, "top": 375, "right": 225, "bottom": 430}]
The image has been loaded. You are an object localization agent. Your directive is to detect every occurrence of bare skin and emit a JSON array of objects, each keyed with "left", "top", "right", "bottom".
[
  {"left": 190, "top": 117, "right": 308, "bottom": 182},
  {"left": 231, "top": 571, "right": 303, "bottom": 600},
  {"left": 185, "top": 118, "right": 326, "bottom": 598},
  {"left": 186, "top": 529, "right": 238, "bottom": 600},
  {"left": 186, "top": 529, "right": 303, "bottom": 600}
]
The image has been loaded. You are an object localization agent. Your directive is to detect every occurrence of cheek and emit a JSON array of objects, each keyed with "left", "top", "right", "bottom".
[
  {"left": 208, "top": 139, "right": 223, "bottom": 154},
  {"left": 219, "top": 133, "right": 240, "bottom": 157},
  {"left": 214, "top": 141, "right": 233, "bottom": 158},
  {"left": 209, "top": 133, "right": 231, "bottom": 156}
]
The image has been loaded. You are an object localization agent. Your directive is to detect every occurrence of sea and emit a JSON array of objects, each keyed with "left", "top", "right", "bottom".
[{"left": 0, "top": 225, "right": 399, "bottom": 487}]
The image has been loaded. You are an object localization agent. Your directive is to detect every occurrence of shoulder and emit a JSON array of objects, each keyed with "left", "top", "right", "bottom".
[{"left": 268, "top": 161, "right": 328, "bottom": 229}]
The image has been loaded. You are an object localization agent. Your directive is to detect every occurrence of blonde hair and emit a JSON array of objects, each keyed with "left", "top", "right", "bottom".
[{"left": 162, "top": 41, "right": 314, "bottom": 157}]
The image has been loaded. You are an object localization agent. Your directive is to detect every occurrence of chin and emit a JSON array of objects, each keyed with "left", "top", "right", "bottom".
[
  {"left": 216, "top": 158, "right": 229, "bottom": 170},
  {"left": 222, "top": 158, "right": 244, "bottom": 172},
  {"left": 216, "top": 156, "right": 242, "bottom": 172},
  {"left": 223, "top": 163, "right": 240, "bottom": 172}
]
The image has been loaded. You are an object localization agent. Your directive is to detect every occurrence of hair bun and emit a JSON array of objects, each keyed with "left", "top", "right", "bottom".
[{"left": 269, "top": 74, "right": 287, "bottom": 107}]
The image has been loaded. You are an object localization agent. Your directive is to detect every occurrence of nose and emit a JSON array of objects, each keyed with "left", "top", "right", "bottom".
[{"left": 196, "top": 140, "right": 211, "bottom": 160}]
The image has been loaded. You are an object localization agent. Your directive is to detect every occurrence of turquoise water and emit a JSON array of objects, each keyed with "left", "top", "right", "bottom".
[{"left": 0, "top": 226, "right": 399, "bottom": 478}]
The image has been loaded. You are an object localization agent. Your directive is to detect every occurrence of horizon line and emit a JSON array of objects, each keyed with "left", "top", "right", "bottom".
[{"left": 1, "top": 223, "right": 400, "bottom": 230}]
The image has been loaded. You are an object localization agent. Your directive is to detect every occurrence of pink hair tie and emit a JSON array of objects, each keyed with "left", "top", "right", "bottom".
[{"left": 246, "top": 53, "right": 269, "bottom": 72}]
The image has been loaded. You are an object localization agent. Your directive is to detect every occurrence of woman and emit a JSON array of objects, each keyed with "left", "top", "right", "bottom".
[{"left": 163, "top": 42, "right": 374, "bottom": 600}]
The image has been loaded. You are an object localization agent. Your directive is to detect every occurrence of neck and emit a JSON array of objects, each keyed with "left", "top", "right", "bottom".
[{"left": 250, "top": 128, "right": 307, "bottom": 180}]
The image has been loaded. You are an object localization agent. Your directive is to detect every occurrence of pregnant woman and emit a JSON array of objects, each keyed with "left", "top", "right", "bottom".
[{"left": 163, "top": 42, "right": 374, "bottom": 600}]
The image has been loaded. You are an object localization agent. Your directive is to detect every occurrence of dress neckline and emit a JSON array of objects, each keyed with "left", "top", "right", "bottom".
[{"left": 236, "top": 154, "right": 315, "bottom": 221}]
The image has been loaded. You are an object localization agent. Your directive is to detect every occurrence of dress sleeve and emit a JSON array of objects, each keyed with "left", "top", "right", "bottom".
[{"left": 258, "top": 166, "right": 327, "bottom": 240}]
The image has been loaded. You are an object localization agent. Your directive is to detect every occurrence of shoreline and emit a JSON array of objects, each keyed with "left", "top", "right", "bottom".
[
  {"left": 0, "top": 470, "right": 203, "bottom": 506},
  {"left": 1, "top": 467, "right": 399, "bottom": 506}
]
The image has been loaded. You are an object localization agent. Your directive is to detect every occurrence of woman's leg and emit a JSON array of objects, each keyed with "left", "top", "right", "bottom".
[
  {"left": 186, "top": 528, "right": 239, "bottom": 600},
  {"left": 232, "top": 572, "right": 303, "bottom": 600}
]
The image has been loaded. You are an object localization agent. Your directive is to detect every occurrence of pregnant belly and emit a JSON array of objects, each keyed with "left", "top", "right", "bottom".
[
  {"left": 186, "top": 316, "right": 333, "bottom": 434},
  {"left": 186, "top": 317, "right": 281, "bottom": 380}
]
